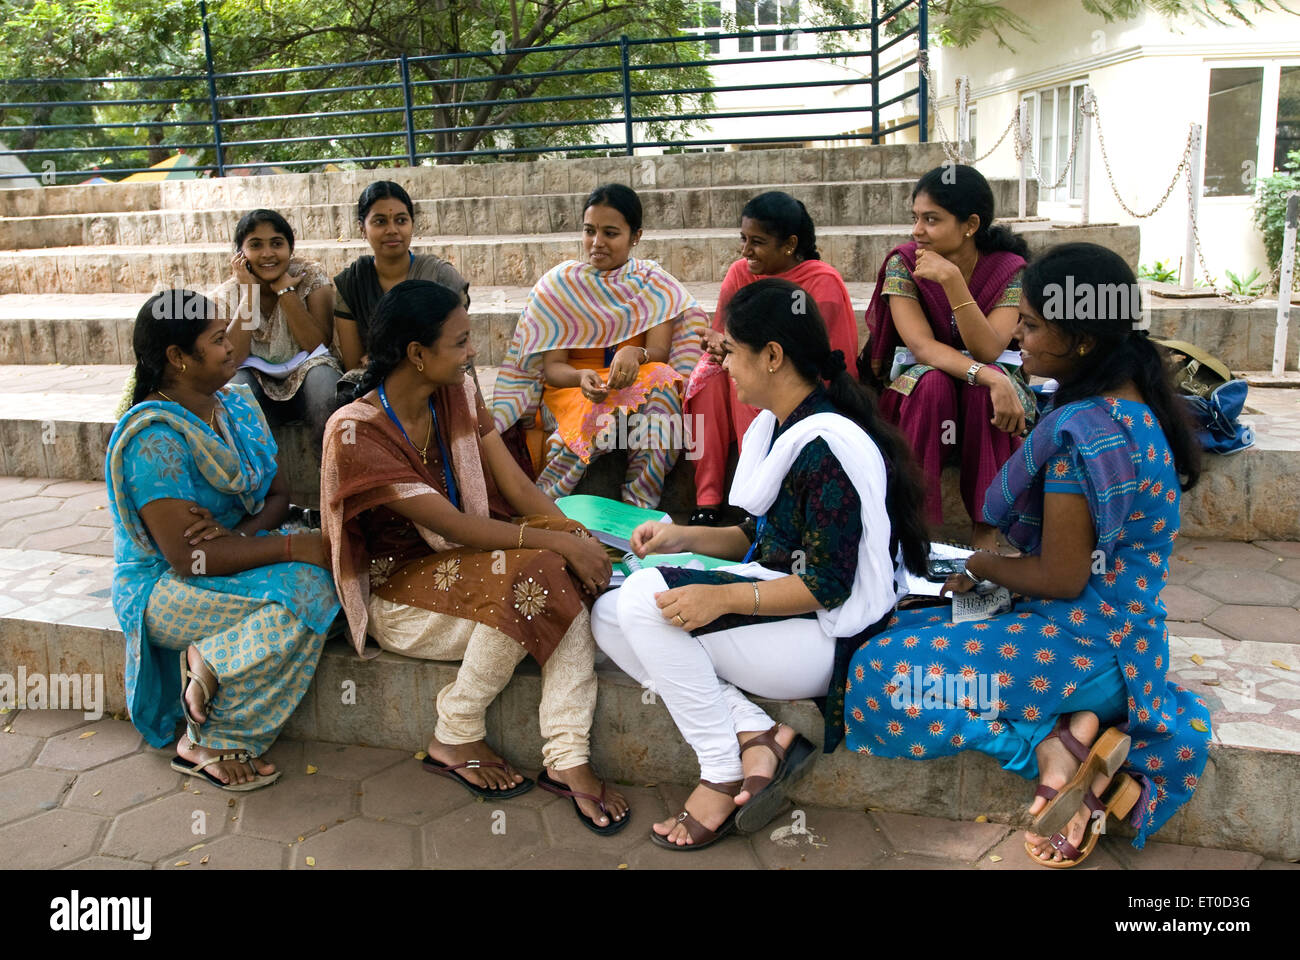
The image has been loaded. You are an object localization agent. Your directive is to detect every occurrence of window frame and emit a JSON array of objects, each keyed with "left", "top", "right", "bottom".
[{"left": 1020, "top": 78, "right": 1090, "bottom": 205}]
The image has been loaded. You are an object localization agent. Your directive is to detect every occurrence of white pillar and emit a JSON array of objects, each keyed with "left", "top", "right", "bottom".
[
  {"left": 1079, "top": 87, "right": 1092, "bottom": 226},
  {"left": 1183, "top": 123, "right": 1203, "bottom": 291},
  {"left": 1018, "top": 107, "right": 1030, "bottom": 219},
  {"left": 956, "top": 76, "right": 970, "bottom": 163},
  {"left": 1273, "top": 193, "right": 1298, "bottom": 377}
]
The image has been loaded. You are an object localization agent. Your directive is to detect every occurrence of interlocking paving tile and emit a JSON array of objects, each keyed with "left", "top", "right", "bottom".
[
  {"left": 871, "top": 811, "right": 1011, "bottom": 862},
  {"left": 63, "top": 750, "right": 184, "bottom": 815},
  {"left": 421, "top": 804, "right": 544, "bottom": 869},
  {"left": 100, "top": 789, "right": 234, "bottom": 863},
  {"left": 0, "top": 808, "right": 107, "bottom": 868},
  {"left": 292, "top": 818, "right": 420, "bottom": 870},
  {"left": 358, "top": 758, "right": 472, "bottom": 826},
  {"left": 0, "top": 766, "right": 75, "bottom": 826},
  {"left": 235, "top": 771, "right": 357, "bottom": 842},
  {"left": 749, "top": 807, "right": 894, "bottom": 869},
  {"left": 1205, "top": 604, "right": 1300, "bottom": 644},
  {"left": 296, "top": 741, "right": 408, "bottom": 782},
  {"left": 36, "top": 717, "right": 141, "bottom": 770},
  {"left": 64, "top": 855, "right": 151, "bottom": 870},
  {"left": 156, "top": 834, "right": 288, "bottom": 870},
  {"left": 0, "top": 730, "right": 41, "bottom": 774},
  {"left": 9, "top": 708, "right": 91, "bottom": 739}
]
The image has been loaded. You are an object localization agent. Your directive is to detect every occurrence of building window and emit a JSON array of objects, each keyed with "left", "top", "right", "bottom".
[
  {"left": 1275, "top": 65, "right": 1300, "bottom": 170},
  {"left": 736, "top": 0, "right": 800, "bottom": 54},
  {"left": 1204, "top": 67, "right": 1263, "bottom": 197},
  {"left": 1020, "top": 80, "right": 1088, "bottom": 203},
  {"left": 685, "top": 0, "right": 723, "bottom": 54}
]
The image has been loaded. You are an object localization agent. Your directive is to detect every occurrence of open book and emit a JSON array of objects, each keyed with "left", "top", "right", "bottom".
[{"left": 239, "top": 343, "right": 331, "bottom": 378}]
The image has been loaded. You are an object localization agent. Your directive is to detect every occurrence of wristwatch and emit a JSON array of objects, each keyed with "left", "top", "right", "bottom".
[
  {"left": 965, "top": 361, "right": 984, "bottom": 385},
  {"left": 277, "top": 284, "right": 297, "bottom": 296}
]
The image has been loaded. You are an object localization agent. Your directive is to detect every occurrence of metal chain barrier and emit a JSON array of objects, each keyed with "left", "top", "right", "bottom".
[{"left": 919, "top": 55, "right": 1291, "bottom": 302}]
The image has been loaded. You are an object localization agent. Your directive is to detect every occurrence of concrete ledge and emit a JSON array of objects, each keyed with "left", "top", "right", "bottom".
[
  {"left": 0, "top": 221, "right": 1140, "bottom": 295},
  {"left": 3, "top": 616, "right": 1296, "bottom": 860},
  {"left": 0, "top": 179, "right": 1037, "bottom": 249},
  {"left": 0, "top": 144, "right": 964, "bottom": 221}
]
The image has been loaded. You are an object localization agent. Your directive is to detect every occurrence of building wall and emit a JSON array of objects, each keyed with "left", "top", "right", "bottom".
[{"left": 933, "top": 1, "right": 1300, "bottom": 283}]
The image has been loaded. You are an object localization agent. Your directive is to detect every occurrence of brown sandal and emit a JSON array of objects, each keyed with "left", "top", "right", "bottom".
[
  {"left": 734, "top": 723, "right": 817, "bottom": 834},
  {"left": 650, "top": 779, "right": 742, "bottom": 851}
]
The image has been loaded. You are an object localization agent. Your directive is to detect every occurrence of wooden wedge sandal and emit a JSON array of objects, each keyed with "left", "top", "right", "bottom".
[
  {"left": 1031, "top": 715, "right": 1132, "bottom": 838},
  {"left": 650, "top": 779, "right": 742, "bottom": 851},
  {"left": 1025, "top": 772, "right": 1142, "bottom": 868}
]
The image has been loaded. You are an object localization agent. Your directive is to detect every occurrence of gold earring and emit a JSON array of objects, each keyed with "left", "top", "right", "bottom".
[
  {"left": 181, "top": 362, "right": 186, "bottom": 372},
  {"left": 1078, "top": 346, "right": 1087, "bottom": 356},
  {"left": 416, "top": 362, "right": 424, "bottom": 372},
  {"left": 768, "top": 367, "right": 775, "bottom": 374}
]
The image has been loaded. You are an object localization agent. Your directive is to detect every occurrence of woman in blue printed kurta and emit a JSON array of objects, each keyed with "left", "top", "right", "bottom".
[
  {"left": 108, "top": 291, "right": 338, "bottom": 791},
  {"left": 845, "top": 243, "right": 1209, "bottom": 865}
]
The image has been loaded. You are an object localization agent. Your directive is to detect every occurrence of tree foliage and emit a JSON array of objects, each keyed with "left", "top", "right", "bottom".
[{"left": 1, "top": 0, "right": 1296, "bottom": 178}]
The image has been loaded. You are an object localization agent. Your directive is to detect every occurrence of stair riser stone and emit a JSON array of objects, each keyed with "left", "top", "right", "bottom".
[
  {"left": 1, "top": 222, "right": 1138, "bottom": 295},
  {"left": 3, "top": 624, "right": 1295, "bottom": 859},
  {"left": 0, "top": 179, "right": 1035, "bottom": 249},
  {"left": 0, "top": 144, "right": 963, "bottom": 221}
]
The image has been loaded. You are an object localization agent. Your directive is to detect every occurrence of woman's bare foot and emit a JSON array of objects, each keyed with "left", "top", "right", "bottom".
[
  {"left": 734, "top": 724, "right": 796, "bottom": 806},
  {"left": 183, "top": 645, "right": 218, "bottom": 725},
  {"left": 425, "top": 735, "right": 524, "bottom": 792},
  {"left": 176, "top": 733, "right": 275, "bottom": 786},
  {"left": 545, "top": 763, "right": 628, "bottom": 827},
  {"left": 1023, "top": 711, "right": 1114, "bottom": 864},
  {"left": 653, "top": 782, "right": 739, "bottom": 846}
]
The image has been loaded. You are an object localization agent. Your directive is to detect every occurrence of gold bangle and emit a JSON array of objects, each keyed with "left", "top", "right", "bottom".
[
  {"left": 752, "top": 582, "right": 760, "bottom": 616},
  {"left": 517, "top": 522, "right": 528, "bottom": 549},
  {"left": 950, "top": 299, "right": 976, "bottom": 312}
]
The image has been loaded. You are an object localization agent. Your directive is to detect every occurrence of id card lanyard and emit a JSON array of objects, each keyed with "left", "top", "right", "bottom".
[{"left": 377, "top": 382, "right": 461, "bottom": 509}]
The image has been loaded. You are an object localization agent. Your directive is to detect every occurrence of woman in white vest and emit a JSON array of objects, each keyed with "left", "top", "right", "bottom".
[{"left": 592, "top": 278, "right": 929, "bottom": 850}]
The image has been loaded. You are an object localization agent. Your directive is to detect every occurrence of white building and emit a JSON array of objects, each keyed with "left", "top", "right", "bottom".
[{"left": 928, "top": 0, "right": 1300, "bottom": 284}]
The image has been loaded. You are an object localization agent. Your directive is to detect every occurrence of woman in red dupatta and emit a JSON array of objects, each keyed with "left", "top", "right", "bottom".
[
  {"left": 321, "top": 280, "right": 630, "bottom": 833},
  {"left": 859, "top": 165, "right": 1032, "bottom": 550},
  {"left": 684, "top": 191, "right": 859, "bottom": 524}
]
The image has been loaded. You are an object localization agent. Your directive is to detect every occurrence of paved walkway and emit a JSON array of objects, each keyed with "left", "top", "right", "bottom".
[{"left": 1, "top": 710, "right": 1293, "bottom": 871}]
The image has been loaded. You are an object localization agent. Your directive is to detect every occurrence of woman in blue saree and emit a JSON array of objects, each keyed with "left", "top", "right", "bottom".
[
  {"left": 107, "top": 290, "right": 339, "bottom": 791},
  {"left": 843, "top": 243, "right": 1210, "bottom": 865}
]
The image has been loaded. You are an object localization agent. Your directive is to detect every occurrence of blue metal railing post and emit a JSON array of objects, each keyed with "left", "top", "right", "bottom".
[
  {"left": 918, "top": 0, "right": 928, "bottom": 143},
  {"left": 870, "top": 1, "right": 880, "bottom": 145},
  {"left": 399, "top": 54, "right": 418, "bottom": 166},
  {"left": 620, "top": 34, "right": 634, "bottom": 155},
  {"left": 199, "top": 0, "right": 225, "bottom": 177}
]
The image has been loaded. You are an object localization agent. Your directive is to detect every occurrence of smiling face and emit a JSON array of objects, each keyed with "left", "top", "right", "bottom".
[
  {"left": 582, "top": 203, "right": 640, "bottom": 271},
  {"left": 720, "top": 332, "right": 773, "bottom": 409},
  {"left": 362, "top": 197, "right": 414, "bottom": 259},
  {"left": 1015, "top": 293, "right": 1082, "bottom": 383},
  {"left": 414, "top": 306, "right": 475, "bottom": 386},
  {"left": 238, "top": 221, "right": 293, "bottom": 284},
  {"left": 176, "top": 315, "right": 237, "bottom": 392},
  {"left": 739, "top": 216, "right": 799, "bottom": 276},
  {"left": 910, "top": 190, "right": 977, "bottom": 259}
]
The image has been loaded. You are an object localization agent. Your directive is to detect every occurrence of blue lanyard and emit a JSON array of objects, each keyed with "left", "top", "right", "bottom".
[
  {"left": 742, "top": 515, "right": 767, "bottom": 564},
  {"left": 377, "top": 383, "right": 460, "bottom": 509}
]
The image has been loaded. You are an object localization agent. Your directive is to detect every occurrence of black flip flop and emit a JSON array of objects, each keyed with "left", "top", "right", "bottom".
[
  {"left": 537, "top": 770, "right": 630, "bottom": 836},
  {"left": 421, "top": 755, "right": 534, "bottom": 799}
]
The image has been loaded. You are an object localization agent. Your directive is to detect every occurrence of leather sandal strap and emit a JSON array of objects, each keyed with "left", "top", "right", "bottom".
[
  {"left": 1083, "top": 790, "right": 1105, "bottom": 816},
  {"left": 1054, "top": 717, "right": 1091, "bottom": 765},
  {"left": 443, "top": 759, "right": 510, "bottom": 775},
  {"left": 543, "top": 778, "right": 609, "bottom": 813},
  {"left": 673, "top": 809, "right": 719, "bottom": 845},
  {"left": 699, "top": 778, "right": 743, "bottom": 798},
  {"left": 1034, "top": 784, "right": 1059, "bottom": 801},
  {"left": 738, "top": 724, "right": 786, "bottom": 763},
  {"left": 741, "top": 774, "right": 772, "bottom": 797},
  {"left": 1049, "top": 832, "right": 1082, "bottom": 861}
]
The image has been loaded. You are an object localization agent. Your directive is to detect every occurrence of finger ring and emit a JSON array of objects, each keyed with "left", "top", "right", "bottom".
[{"left": 674, "top": 613, "right": 686, "bottom": 626}]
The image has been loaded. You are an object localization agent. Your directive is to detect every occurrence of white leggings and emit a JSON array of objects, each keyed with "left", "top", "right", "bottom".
[{"left": 591, "top": 568, "right": 834, "bottom": 782}]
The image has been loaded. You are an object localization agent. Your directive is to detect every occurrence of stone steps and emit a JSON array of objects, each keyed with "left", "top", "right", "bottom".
[
  {"left": 0, "top": 543, "right": 1295, "bottom": 859},
  {"left": 0, "top": 220, "right": 1139, "bottom": 295},
  {"left": 0, "top": 178, "right": 1037, "bottom": 249},
  {"left": 0, "top": 143, "right": 960, "bottom": 221},
  {"left": 0, "top": 284, "right": 1290, "bottom": 373},
  {"left": 0, "top": 364, "right": 1296, "bottom": 540}
]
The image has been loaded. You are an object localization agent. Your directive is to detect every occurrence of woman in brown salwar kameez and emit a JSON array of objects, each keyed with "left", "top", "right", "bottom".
[{"left": 321, "top": 279, "right": 629, "bottom": 832}]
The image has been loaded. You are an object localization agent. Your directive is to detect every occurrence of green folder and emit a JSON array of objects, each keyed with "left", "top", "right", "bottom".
[{"left": 556, "top": 495, "right": 670, "bottom": 551}]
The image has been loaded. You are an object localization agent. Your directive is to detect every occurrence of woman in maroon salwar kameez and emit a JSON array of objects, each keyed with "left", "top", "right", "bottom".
[{"left": 860, "top": 165, "right": 1035, "bottom": 550}]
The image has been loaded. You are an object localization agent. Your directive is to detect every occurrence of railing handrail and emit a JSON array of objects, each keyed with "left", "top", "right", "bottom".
[{"left": 0, "top": 2, "right": 928, "bottom": 182}]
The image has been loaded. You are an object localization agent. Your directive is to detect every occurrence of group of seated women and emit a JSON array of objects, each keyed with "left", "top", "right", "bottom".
[{"left": 107, "top": 160, "right": 1211, "bottom": 864}]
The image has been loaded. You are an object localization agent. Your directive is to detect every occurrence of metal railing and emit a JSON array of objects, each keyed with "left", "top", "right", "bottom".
[{"left": 0, "top": 0, "right": 927, "bottom": 182}]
